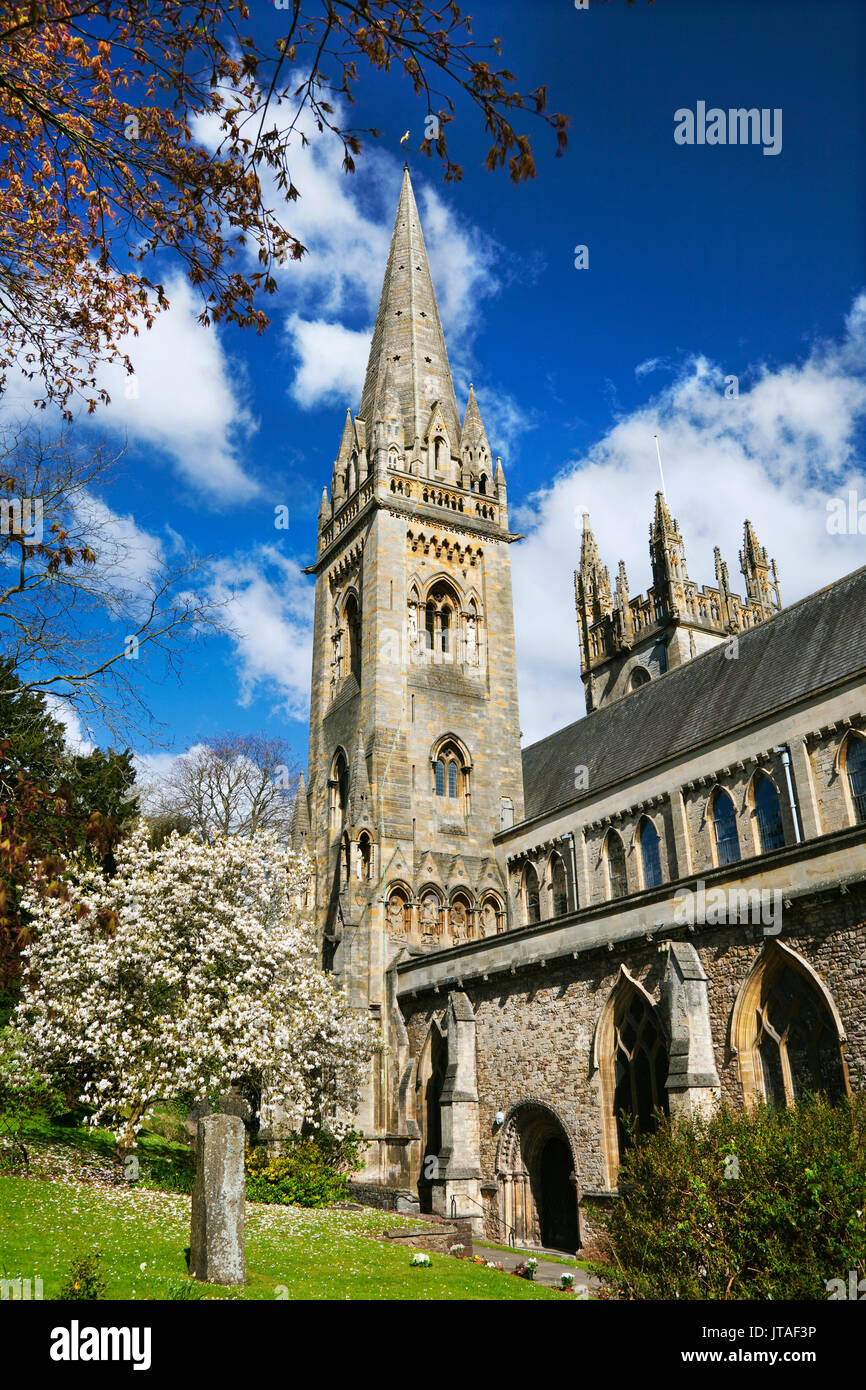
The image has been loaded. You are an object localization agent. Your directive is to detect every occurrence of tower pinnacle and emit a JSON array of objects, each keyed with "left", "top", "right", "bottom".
[{"left": 358, "top": 167, "right": 460, "bottom": 456}]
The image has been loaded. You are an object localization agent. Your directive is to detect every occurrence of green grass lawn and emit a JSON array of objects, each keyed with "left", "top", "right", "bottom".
[{"left": 0, "top": 1173, "right": 567, "bottom": 1300}]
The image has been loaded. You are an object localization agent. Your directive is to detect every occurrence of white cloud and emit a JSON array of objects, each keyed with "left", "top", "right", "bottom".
[
  {"left": 511, "top": 295, "right": 866, "bottom": 745},
  {"left": 44, "top": 695, "right": 95, "bottom": 755},
  {"left": 93, "top": 275, "right": 259, "bottom": 502},
  {"left": 2, "top": 274, "right": 258, "bottom": 505},
  {"left": 207, "top": 546, "right": 315, "bottom": 720},
  {"left": 202, "top": 82, "right": 519, "bottom": 442},
  {"left": 71, "top": 493, "right": 164, "bottom": 592},
  {"left": 285, "top": 317, "right": 372, "bottom": 409}
]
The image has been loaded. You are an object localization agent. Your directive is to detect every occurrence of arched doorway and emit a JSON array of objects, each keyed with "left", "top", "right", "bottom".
[
  {"left": 496, "top": 1103, "right": 579, "bottom": 1253},
  {"left": 416, "top": 1023, "right": 448, "bottom": 1213}
]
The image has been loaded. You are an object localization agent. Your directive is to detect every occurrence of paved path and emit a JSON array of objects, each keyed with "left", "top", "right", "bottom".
[{"left": 476, "top": 1243, "right": 597, "bottom": 1293}]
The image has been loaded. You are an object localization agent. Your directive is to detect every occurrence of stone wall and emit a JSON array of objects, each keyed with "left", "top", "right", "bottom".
[{"left": 398, "top": 881, "right": 866, "bottom": 1254}]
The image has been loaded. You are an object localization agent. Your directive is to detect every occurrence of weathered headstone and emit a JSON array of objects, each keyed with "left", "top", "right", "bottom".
[{"left": 189, "top": 1114, "right": 246, "bottom": 1286}]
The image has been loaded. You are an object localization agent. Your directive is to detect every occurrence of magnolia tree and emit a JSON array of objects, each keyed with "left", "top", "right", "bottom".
[{"left": 12, "top": 824, "right": 375, "bottom": 1154}]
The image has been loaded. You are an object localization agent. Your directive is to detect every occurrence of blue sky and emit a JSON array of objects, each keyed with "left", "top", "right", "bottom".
[{"left": 13, "top": 0, "right": 866, "bottom": 785}]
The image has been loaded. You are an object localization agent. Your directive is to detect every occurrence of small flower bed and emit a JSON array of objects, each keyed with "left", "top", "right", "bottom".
[
  {"left": 513, "top": 1257, "right": 538, "bottom": 1281},
  {"left": 449, "top": 1242, "right": 465, "bottom": 1257},
  {"left": 410, "top": 1252, "right": 431, "bottom": 1267}
]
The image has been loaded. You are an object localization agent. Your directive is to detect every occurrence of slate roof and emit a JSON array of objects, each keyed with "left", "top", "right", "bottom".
[{"left": 521, "top": 565, "right": 866, "bottom": 823}]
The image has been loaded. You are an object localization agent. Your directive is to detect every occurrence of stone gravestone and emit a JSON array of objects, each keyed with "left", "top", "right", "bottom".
[{"left": 189, "top": 1114, "right": 246, "bottom": 1286}]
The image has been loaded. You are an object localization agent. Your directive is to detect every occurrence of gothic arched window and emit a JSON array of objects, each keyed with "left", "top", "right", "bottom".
[
  {"left": 630, "top": 666, "right": 651, "bottom": 691},
  {"left": 612, "top": 987, "right": 669, "bottom": 1157},
  {"left": 523, "top": 863, "right": 540, "bottom": 925},
  {"left": 432, "top": 737, "right": 469, "bottom": 811},
  {"left": 550, "top": 852, "right": 569, "bottom": 916},
  {"left": 329, "top": 750, "right": 349, "bottom": 831},
  {"left": 344, "top": 593, "right": 361, "bottom": 684},
  {"left": 424, "top": 580, "right": 459, "bottom": 660},
  {"left": 712, "top": 788, "right": 740, "bottom": 866},
  {"left": 846, "top": 735, "right": 866, "bottom": 824},
  {"left": 478, "top": 473, "right": 488, "bottom": 495},
  {"left": 605, "top": 830, "right": 628, "bottom": 900},
  {"left": 639, "top": 817, "right": 663, "bottom": 889},
  {"left": 733, "top": 946, "right": 849, "bottom": 1109},
  {"left": 754, "top": 773, "right": 785, "bottom": 853}
]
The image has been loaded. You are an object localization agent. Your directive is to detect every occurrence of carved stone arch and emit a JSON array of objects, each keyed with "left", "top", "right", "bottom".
[
  {"left": 591, "top": 965, "right": 660, "bottom": 1073},
  {"left": 833, "top": 726, "right": 866, "bottom": 775},
  {"left": 495, "top": 1098, "right": 580, "bottom": 1175},
  {"left": 546, "top": 847, "right": 569, "bottom": 917},
  {"left": 637, "top": 812, "right": 663, "bottom": 888},
  {"left": 328, "top": 746, "right": 350, "bottom": 832},
  {"left": 603, "top": 826, "right": 628, "bottom": 899},
  {"left": 478, "top": 890, "right": 505, "bottom": 937},
  {"left": 835, "top": 729, "right": 866, "bottom": 824},
  {"left": 423, "top": 571, "right": 463, "bottom": 605},
  {"left": 385, "top": 880, "right": 411, "bottom": 937},
  {"left": 430, "top": 731, "right": 473, "bottom": 770},
  {"left": 708, "top": 782, "right": 741, "bottom": 866},
  {"left": 747, "top": 765, "right": 782, "bottom": 805},
  {"left": 593, "top": 966, "right": 669, "bottom": 1186},
  {"left": 494, "top": 1100, "right": 580, "bottom": 1252},
  {"left": 417, "top": 883, "right": 444, "bottom": 940},
  {"left": 748, "top": 766, "right": 786, "bottom": 852},
  {"left": 447, "top": 886, "right": 474, "bottom": 942},
  {"left": 729, "top": 940, "right": 850, "bottom": 1107}
]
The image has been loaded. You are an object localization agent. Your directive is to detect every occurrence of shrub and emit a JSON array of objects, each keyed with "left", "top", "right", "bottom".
[
  {"left": 0, "top": 1025, "right": 63, "bottom": 1167},
  {"left": 58, "top": 1253, "right": 107, "bottom": 1300},
  {"left": 604, "top": 1094, "right": 866, "bottom": 1300},
  {"left": 245, "top": 1129, "right": 366, "bottom": 1208}
]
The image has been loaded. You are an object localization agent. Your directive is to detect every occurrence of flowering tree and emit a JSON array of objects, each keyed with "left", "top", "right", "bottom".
[{"left": 12, "top": 823, "right": 376, "bottom": 1154}]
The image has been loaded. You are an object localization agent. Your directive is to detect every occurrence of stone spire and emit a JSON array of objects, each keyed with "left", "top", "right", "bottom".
[
  {"left": 358, "top": 167, "right": 461, "bottom": 455},
  {"left": 614, "top": 559, "right": 633, "bottom": 642},
  {"left": 348, "top": 731, "right": 373, "bottom": 828},
  {"left": 740, "top": 519, "right": 781, "bottom": 615},
  {"left": 290, "top": 772, "right": 311, "bottom": 852},
  {"left": 650, "top": 490, "right": 689, "bottom": 589},
  {"left": 336, "top": 407, "right": 354, "bottom": 463},
  {"left": 460, "top": 384, "right": 491, "bottom": 456},
  {"left": 577, "top": 512, "right": 612, "bottom": 620},
  {"left": 318, "top": 487, "right": 330, "bottom": 528}
]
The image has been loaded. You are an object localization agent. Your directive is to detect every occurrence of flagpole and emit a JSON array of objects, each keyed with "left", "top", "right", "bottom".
[{"left": 653, "top": 433, "right": 667, "bottom": 498}]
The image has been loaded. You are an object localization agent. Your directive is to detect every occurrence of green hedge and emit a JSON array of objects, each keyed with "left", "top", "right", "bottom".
[
  {"left": 605, "top": 1094, "right": 866, "bottom": 1300},
  {"left": 245, "top": 1130, "right": 366, "bottom": 1208}
]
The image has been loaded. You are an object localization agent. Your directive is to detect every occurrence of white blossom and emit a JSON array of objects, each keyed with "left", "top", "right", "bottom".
[{"left": 11, "top": 823, "right": 376, "bottom": 1152}]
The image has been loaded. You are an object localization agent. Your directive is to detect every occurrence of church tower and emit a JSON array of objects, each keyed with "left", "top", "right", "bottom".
[
  {"left": 301, "top": 168, "right": 525, "bottom": 1183},
  {"left": 575, "top": 497, "right": 782, "bottom": 712}
]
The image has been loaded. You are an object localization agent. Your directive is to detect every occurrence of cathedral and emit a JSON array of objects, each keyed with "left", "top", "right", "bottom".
[{"left": 290, "top": 168, "right": 866, "bottom": 1254}]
